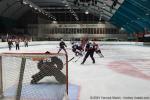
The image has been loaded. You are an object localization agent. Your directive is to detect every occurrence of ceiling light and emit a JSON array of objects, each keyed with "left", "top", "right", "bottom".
[
  {"left": 23, "top": 1, "right": 27, "bottom": 5},
  {"left": 29, "top": 4, "right": 32, "bottom": 8},
  {"left": 52, "top": 21, "right": 57, "bottom": 24},
  {"left": 85, "top": 10, "right": 89, "bottom": 14},
  {"left": 34, "top": 8, "right": 38, "bottom": 10},
  {"left": 120, "top": 27, "right": 125, "bottom": 31}
]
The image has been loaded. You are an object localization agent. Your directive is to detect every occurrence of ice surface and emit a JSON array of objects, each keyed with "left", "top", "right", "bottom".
[{"left": 0, "top": 42, "right": 150, "bottom": 100}]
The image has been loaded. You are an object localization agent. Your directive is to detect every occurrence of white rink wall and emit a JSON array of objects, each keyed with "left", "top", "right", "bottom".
[{"left": 0, "top": 41, "right": 144, "bottom": 48}]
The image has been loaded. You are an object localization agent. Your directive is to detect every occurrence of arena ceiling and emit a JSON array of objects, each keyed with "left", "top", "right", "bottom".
[
  {"left": 29, "top": 0, "right": 124, "bottom": 21},
  {"left": 0, "top": 0, "right": 150, "bottom": 33},
  {"left": 0, "top": 0, "right": 123, "bottom": 21},
  {"left": 110, "top": 0, "right": 150, "bottom": 33}
]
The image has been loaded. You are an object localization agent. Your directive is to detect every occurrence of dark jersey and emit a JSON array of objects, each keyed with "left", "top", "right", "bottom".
[
  {"left": 85, "top": 43, "right": 95, "bottom": 52},
  {"left": 72, "top": 44, "right": 83, "bottom": 52},
  {"left": 8, "top": 41, "right": 13, "bottom": 46},
  {"left": 77, "top": 45, "right": 83, "bottom": 51},
  {"left": 59, "top": 41, "right": 67, "bottom": 48},
  {"left": 38, "top": 57, "right": 63, "bottom": 71},
  {"left": 72, "top": 44, "right": 78, "bottom": 49}
]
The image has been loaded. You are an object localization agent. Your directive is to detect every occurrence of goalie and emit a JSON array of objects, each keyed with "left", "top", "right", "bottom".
[{"left": 31, "top": 56, "right": 66, "bottom": 84}]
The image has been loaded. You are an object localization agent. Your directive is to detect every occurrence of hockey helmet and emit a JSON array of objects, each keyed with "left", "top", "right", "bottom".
[{"left": 89, "top": 41, "right": 93, "bottom": 44}]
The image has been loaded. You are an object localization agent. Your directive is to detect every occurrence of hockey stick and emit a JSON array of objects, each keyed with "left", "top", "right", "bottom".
[
  {"left": 99, "top": 53, "right": 104, "bottom": 58},
  {"left": 95, "top": 53, "right": 104, "bottom": 58},
  {"left": 56, "top": 47, "right": 72, "bottom": 50},
  {"left": 74, "top": 51, "right": 86, "bottom": 62},
  {"left": 75, "top": 56, "right": 81, "bottom": 62},
  {"left": 63, "top": 57, "right": 75, "bottom": 65},
  {"left": 68, "top": 57, "right": 75, "bottom": 62}
]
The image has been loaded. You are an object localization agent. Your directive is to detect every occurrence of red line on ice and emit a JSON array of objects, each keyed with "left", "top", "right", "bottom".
[{"left": 107, "top": 61, "right": 150, "bottom": 80}]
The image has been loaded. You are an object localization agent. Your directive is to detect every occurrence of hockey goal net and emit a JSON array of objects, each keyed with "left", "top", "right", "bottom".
[{"left": 0, "top": 52, "right": 68, "bottom": 100}]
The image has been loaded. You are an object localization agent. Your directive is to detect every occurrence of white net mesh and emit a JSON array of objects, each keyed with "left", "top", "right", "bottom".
[{"left": 0, "top": 53, "right": 68, "bottom": 100}]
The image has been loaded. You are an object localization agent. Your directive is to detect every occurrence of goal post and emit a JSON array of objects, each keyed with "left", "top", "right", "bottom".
[
  {"left": 0, "top": 56, "right": 3, "bottom": 98},
  {"left": 0, "top": 52, "right": 68, "bottom": 100},
  {"left": 16, "top": 58, "right": 26, "bottom": 100}
]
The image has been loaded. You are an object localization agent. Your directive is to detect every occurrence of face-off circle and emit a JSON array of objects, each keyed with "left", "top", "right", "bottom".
[{"left": 108, "top": 59, "right": 150, "bottom": 80}]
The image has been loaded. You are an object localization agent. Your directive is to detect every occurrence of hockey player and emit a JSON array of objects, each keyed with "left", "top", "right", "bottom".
[
  {"left": 57, "top": 39, "right": 67, "bottom": 54},
  {"left": 72, "top": 42, "right": 78, "bottom": 54},
  {"left": 72, "top": 42, "right": 83, "bottom": 56},
  {"left": 31, "top": 57, "right": 66, "bottom": 84},
  {"left": 15, "top": 39, "right": 20, "bottom": 50},
  {"left": 8, "top": 39, "right": 13, "bottom": 50},
  {"left": 93, "top": 42, "right": 104, "bottom": 58},
  {"left": 24, "top": 39, "right": 28, "bottom": 47},
  {"left": 81, "top": 41, "right": 95, "bottom": 64}
]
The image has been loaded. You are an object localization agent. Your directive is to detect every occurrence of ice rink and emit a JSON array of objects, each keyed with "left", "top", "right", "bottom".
[{"left": 0, "top": 41, "right": 150, "bottom": 100}]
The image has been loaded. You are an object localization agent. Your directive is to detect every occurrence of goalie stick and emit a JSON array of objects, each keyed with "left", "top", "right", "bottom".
[{"left": 45, "top": 51, "right": 75, "bottom": 64}]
